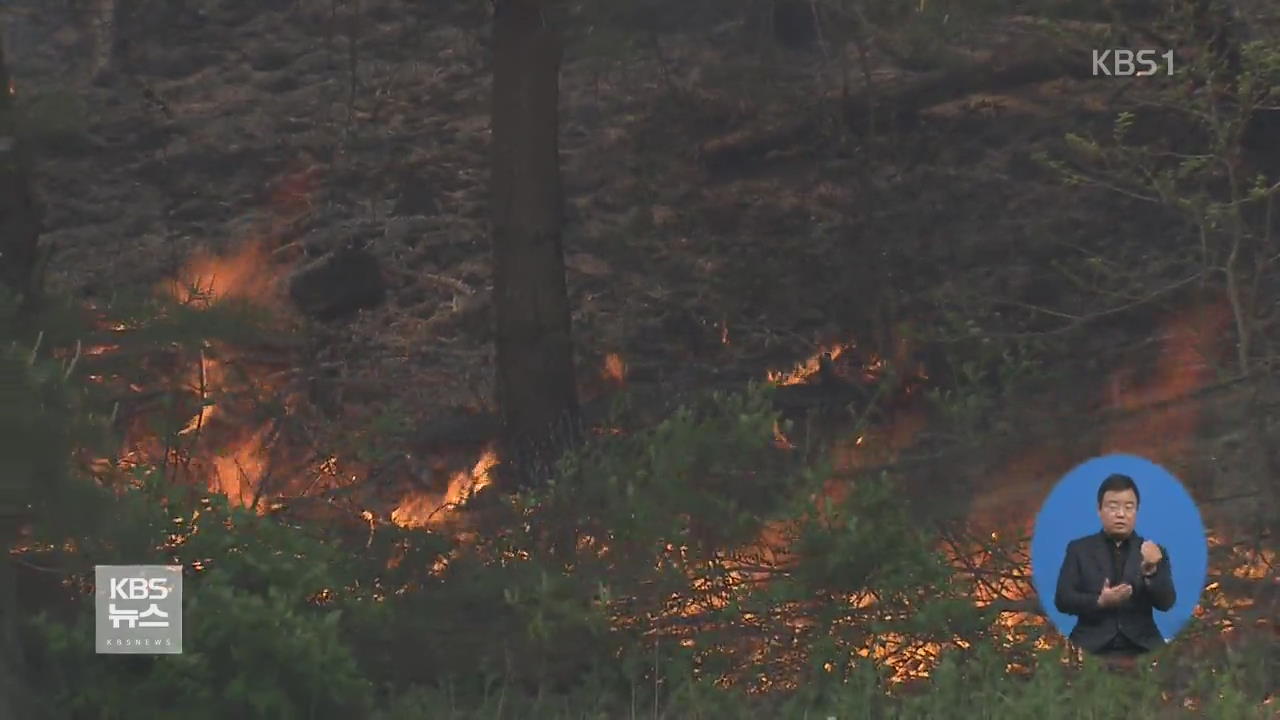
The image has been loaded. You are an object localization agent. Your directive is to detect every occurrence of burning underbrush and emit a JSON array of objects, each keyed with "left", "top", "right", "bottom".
[
  {"left": 82, "top": 242, "right": 333, "bottom": 507},
  {"left": 21, "top": 222, "right": 1272, "bottom": 706},
  {"left": 390, "top": 448, "right": 499, "bottom": 528},
  {"left": 572, "top": 300, "right": 1273, "bottom": 692},
  {"left": 70, "top": 204, "right": 496, "bottom": 534}
]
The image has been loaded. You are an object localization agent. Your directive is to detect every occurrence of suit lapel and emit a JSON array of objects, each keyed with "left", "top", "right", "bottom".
[
  {"left": 1091, "top": 531, "right": 1143, "bottom": 585},
  {"left": 1124, "top": 533, "right": 1144, "bottom": 585},
  {"left": 1091, "top": 532, "right": 1113, "bottom": 583}
]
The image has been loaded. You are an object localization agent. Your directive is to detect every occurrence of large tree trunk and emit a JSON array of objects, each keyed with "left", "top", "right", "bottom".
[
  {"left": 489, "top": 0, "right": 579, "bottom": 487},
  {"left": 1, "top": 27, "right": 49, "bottom": 716},
  {"left": 0, "top": 550, "right": 25, "bottom": 720},
  {"left": 0, "top": 33, "right": 46, "bottom": 311},
  {"left": 0, "top": 28, "right": 39, "bottom": 717}
]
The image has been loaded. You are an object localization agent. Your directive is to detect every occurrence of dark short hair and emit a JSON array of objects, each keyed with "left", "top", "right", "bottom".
[{"left": 1097, "top": 474, "right": 1140, "bottom": 507}]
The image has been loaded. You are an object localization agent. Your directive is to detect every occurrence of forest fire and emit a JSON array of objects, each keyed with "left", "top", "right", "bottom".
[
  {"left": 766, "top": 343, "right": 851, "bottom": 385},
  {"left": 80, "top": 163, "right": 505, "bottom": 529},
  {"left": 134, "top": 232, "right": 294, "bottom": 508},
  {"left": 8, "top": 0, "right": 1276, "bottom": 711},
  {"left": 78, "top": 220, "right": 1267, "bottom": 698},
  {"left": 684, "top": 528, "right": 1268, "bottom": 688},
  {"left": 390, "top": 446, "right": 498, "bottom": 528},
  {"left": 665, "top": 298, "right": 1270, "bottom": 689}
]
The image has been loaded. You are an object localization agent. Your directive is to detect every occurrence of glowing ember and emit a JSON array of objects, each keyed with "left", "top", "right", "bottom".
[
  {"left": 602, "top": 353, "right": 627, "bottom": 385},
  {"left": 1226, "top": 546, "right": 1275, "bottom": 580},
  {"left": 828, "top": 406, "right": 927, "bottom": 473}
]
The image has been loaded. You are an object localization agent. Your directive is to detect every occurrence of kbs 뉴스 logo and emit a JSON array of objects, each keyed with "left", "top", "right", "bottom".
[{"left": 95, "top": 565, "right": 183, "bottom": 654}]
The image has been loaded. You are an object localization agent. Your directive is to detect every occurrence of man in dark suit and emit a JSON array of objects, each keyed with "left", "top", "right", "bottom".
[{"left": 1054, "top": 473, "right": 1177, "bottom": 656}]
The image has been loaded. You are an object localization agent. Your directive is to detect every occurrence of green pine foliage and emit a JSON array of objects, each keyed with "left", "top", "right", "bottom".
[
  {"left": 27, "top": 482, "right": 376, "bottom": 720},
  {"left": 8, "top": 303, "right": 1273, "bottom": 717}
]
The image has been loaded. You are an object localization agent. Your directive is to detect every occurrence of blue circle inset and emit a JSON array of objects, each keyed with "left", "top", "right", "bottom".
[{"left": 1030, "top": 453, "right": 1208, "bottom": 645}]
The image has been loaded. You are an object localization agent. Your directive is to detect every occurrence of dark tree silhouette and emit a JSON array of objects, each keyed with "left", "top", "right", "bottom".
[
  {"left": 489, "top": 0, "right": 580, "bottom": 486},
  {"left": 0, "top": 33, "right": 45, "bottom": 312},
  {"left": 1188, "top": 0, "right": 1243, "bottom": 81}
]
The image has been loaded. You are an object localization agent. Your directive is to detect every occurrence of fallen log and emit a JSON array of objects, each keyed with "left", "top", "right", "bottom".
[{"left": 699, "top": 24, "right": 1100, "bottom": 173}]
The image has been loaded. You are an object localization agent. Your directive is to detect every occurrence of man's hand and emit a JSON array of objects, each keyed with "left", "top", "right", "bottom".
[
  {"left": 1141, "top": 540, "right": 1163, "bottom": 575},
  {"left": 1098, "top": 578, "right": 1133, "bottom": 608}
]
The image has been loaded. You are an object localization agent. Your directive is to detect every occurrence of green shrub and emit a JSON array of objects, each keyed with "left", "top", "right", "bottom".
[
  {"left": 24, "top": 468, "right": 376, "bottom": 719},
  {"left": 4, "top": 287, "right": 1274, "bottom": 719}
]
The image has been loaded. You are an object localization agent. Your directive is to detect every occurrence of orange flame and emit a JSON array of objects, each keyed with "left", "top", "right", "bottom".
[
  {"left": 78, "top": 163, "right": 330, "bottom": 515},
  {"left": 766, "top": 344, "right": 849, "bottom": 386},
  {"left": 602, "top": 353, "right": 627, "bottom": 385},
  {"left": 391, "top": 447, "right": 499, "bottom": 528},
  {"left": 163, "top": 236, "right": 277, "bottom": 306},
  {"left": 209, "top": 425, "right": 272, "bottom": 507},
  {"left": 149, "top": 163, "right": 323, "bottom": 503},
  {"left": 713, "top": 303, "right": 1248, "bottom": 686},
  {"left": 444, "top": 447, "right": 498, "bottom": 506},
  {"left": 772, "top": 420, "right": 794, "bottom": 450},
  {"left": 159, "top": 162, "right": 321, "bottom": 307}
]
